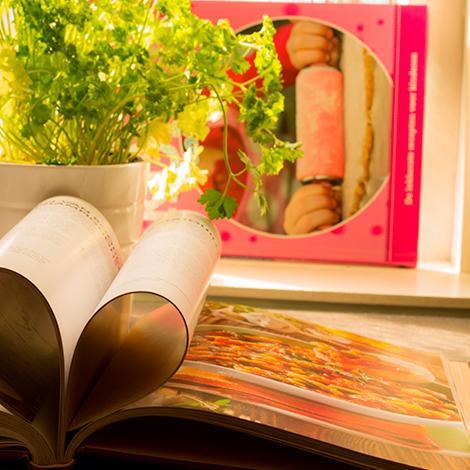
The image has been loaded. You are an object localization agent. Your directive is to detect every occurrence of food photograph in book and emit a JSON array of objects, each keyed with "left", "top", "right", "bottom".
[{"left": 141, "top": 302, "right": 470, "bottom": 469}]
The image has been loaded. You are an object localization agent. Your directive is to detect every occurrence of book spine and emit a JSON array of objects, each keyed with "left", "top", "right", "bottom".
[{"left": 388, "top": 6, "right": 427, "bottom": 266}]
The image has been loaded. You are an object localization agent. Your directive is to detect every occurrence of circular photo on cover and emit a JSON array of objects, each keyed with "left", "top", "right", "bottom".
[{"left": 199, "top": 18, "right": 392, "bottom": 236}]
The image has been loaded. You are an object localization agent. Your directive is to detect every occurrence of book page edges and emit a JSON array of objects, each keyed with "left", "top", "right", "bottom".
[
  {"left": 0, "top": 408, "right": 55, "bottom": 465},
  {"left": 445, "top": 360, "right": 470, "bottom": 436}
]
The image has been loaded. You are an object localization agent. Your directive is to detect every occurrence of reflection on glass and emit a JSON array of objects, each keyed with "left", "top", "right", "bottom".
[{"left": 200, "top": 19, "right": 391, "bottom": 236}]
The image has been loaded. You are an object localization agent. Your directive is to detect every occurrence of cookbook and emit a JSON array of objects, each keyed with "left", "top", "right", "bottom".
[{"left": 1, "top": 197, "right": 470, "bottom": 469}]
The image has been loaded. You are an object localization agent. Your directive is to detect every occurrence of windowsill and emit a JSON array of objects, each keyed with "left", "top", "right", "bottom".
[{"left": 209, "top": 258, "right": 470, "bottom": 308}]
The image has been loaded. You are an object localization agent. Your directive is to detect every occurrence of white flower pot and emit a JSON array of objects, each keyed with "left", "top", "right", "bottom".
[{"left": 0, "top": 161, "right": 149, "bottom": 252}]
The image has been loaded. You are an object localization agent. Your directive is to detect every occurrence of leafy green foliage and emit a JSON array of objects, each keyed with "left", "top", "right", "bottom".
[
  {"left": 198, "top": 189, "right": 238, "bottom": 220},
  {"left": 0, "top": 0, "right": 303, "bottom": 219},
  {"left": 258, "top": 140, "right": 303, "bottom": 176}
]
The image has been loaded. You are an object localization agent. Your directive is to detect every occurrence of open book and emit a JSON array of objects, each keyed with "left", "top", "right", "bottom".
[
  {"left": 1, "top": 197, "right": 470, "bottom": 469},
  {"left": 0, "top": 197, "right": 220, "bottom": 467}
]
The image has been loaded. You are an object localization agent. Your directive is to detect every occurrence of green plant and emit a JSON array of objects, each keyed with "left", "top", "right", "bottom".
[{"left": 0, "top": 0, "right": 301, "bottom": 218}]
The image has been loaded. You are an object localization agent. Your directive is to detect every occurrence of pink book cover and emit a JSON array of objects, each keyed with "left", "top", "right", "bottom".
[{"left": 170, "top": 2, "right": 427, "bottom": 267}]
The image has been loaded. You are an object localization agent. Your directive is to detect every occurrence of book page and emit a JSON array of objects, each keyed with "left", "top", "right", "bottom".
[
  {"left": 0, "top": 404, "right": 55, "bottom": 465},
  {"left": 0, "top": 196, "right": 121, "bottom": 449},
  {"left": 0, "top": 197, "right": 121, "bottom": 379},
  {"left": 98, "top": 210, "right": 220, "bottom": 335},
  {"left": 67, "top": 210, "right": 220, "bottom": 429},
  {"left": 106, "top": 300, "right": 470, "bottom": 470}
]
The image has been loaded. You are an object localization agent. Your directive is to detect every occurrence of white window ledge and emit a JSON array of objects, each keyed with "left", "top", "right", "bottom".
[{"left": 209, "top": 258, "right": 470, "bottom": 309}]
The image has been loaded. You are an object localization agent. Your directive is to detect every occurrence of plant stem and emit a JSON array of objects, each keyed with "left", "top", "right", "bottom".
[
  {"left": 209, "top": 84, "right": 251, "bottom": 200},
  {"left": 86, "top": 93, "right": 142, "bottom": 164}
]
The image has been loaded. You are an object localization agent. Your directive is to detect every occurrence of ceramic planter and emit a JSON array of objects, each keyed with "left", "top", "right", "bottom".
[{"left": 0, "top": 161, "right": 149, "bottom": 253}]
